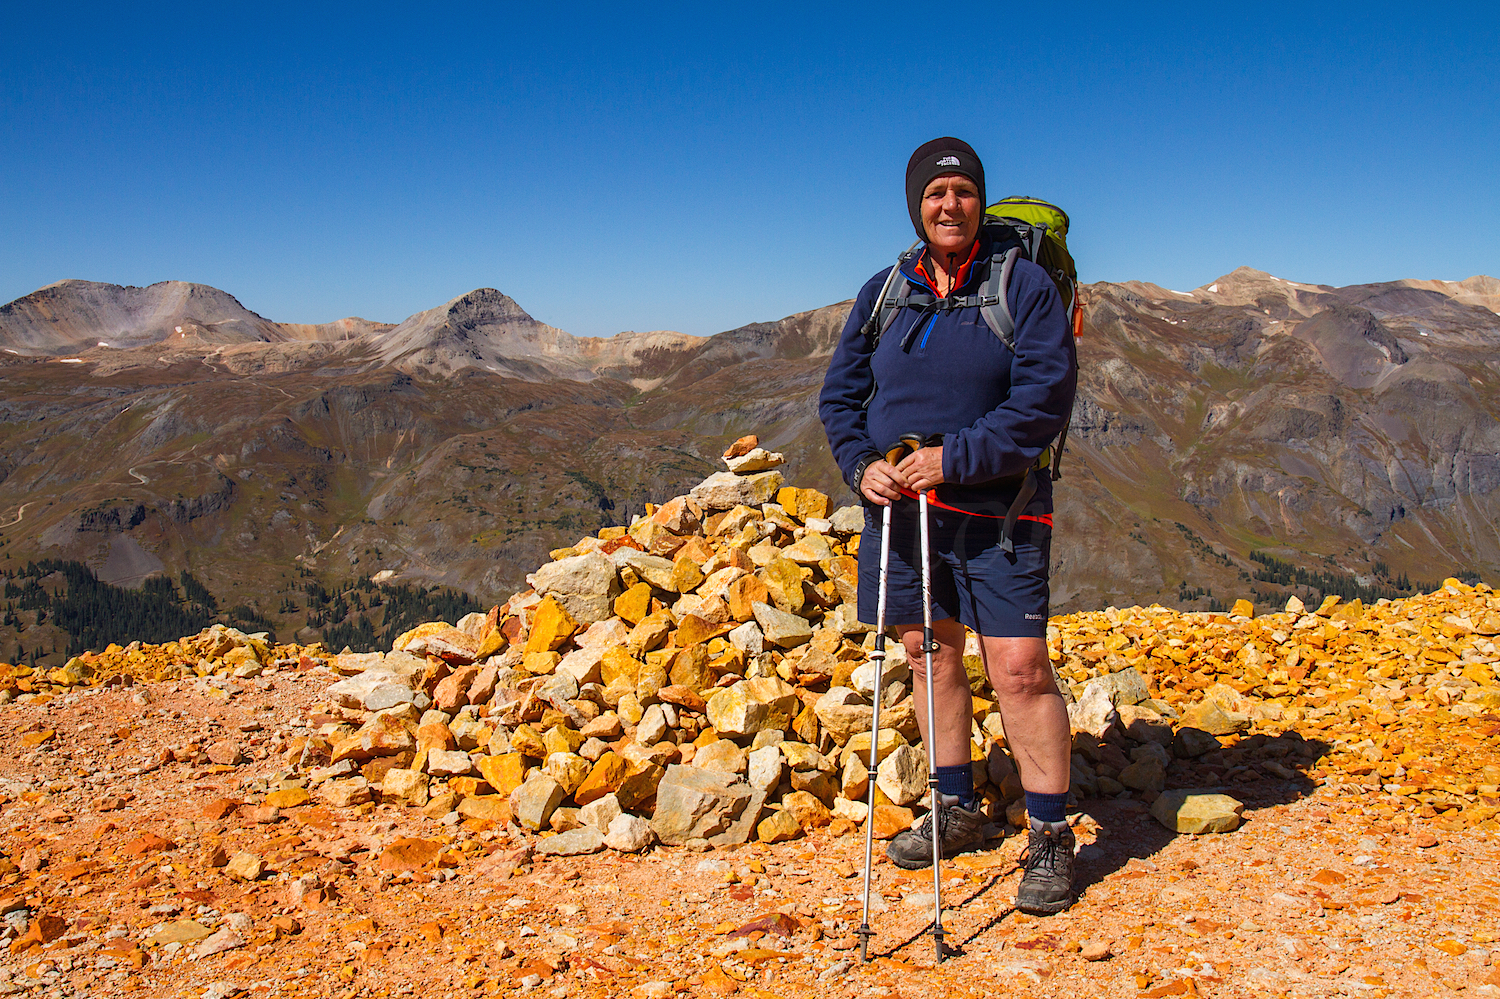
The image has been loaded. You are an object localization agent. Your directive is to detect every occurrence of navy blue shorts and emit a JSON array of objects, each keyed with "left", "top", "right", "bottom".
[{"left": 855, "top": 499, "right": 1051, "bottom": 638}]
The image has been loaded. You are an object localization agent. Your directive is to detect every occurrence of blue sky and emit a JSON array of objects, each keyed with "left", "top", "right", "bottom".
[{"left": 2, "top": 2, "right": 1496, "bottom": 337}]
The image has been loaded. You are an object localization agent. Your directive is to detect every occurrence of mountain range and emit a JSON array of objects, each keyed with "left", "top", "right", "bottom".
[{"left": 1, "top": 268, "right": 1497, "bottom": 654}]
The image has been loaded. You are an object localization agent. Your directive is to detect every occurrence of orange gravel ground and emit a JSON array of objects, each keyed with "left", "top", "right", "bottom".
[{"left": 2, "top": 669, "right": 1497, "bottom": 999}]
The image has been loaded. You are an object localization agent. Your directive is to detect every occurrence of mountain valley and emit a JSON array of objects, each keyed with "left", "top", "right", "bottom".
[{"left": 1, "top": 270, "right": 1497, "bottom": 663}]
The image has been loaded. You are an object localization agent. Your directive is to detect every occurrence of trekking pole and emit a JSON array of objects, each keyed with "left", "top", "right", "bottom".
[
  {"left": 856, "top": 440, "right": 911, "bottom": 963},
  {"left": 914, "top": 444, "right": 947, "bottom": 963}
]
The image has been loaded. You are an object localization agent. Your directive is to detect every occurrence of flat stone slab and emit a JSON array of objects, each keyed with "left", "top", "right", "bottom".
[
  {"left": 534, "top": 825, "right": 605, "bottom": 856},
  {"left": 1150, "top": 790, "right": 1244, "bottom": 834}
]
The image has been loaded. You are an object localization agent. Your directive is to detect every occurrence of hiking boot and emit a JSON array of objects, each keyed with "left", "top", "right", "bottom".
[
  {"left": 1016, "top": 819, "right": 1075, "bottom": 914},
  {"left": 885, "top": 794, "right": 986, "bottom": 870}
]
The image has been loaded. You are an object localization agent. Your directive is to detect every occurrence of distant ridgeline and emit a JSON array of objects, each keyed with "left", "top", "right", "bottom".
[{"left": 0, "top": 560, "right": 481, "bottom": 663}]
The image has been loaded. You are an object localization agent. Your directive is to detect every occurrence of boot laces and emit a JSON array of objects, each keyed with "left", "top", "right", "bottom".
[
  {"left": 912, "top": 800, "right": 960, "bottom": 842},
  {"left": 1022, "top": 830, "right": 1065, "bottom": 876}
]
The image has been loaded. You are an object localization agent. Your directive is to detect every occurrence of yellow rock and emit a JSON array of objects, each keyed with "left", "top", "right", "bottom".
[
  {"left": 636, "top": 660, "right": 669, "bottom": 702},
  {"left": 741, "top": 676, "right": 801, "bottom": 731},
  {"left": 709, "top": 646, "right": 745, "bottom": 679},
  {"left": 961, "top": 654, "right": 988, "bottom": 692},
  {"left": 871, "top": 804, "right": 913, "bottom": 839},
  {"left": 671, "top": 554, "right": 705, "bottom": 594},
  {"left": 476, "top": 754, "right": 529, "bottom": 799},
  {"left": 790, "top": 703, "right": 819, "bottom": 744},
  {"left": 574, "top": 752, "right": 628, "bottom": 805},
  {"left": 474, "top": 628, "right": 506, "bottom": 660},
  {"left": 457, "top": 795, "right": 511, "bottom": 824},
  {"left": 726, "top": 574, "right": 770, "bottom": 622},
  {"left": 676, "top": 614, "right": 731, "bottom": 646},
  {"left": 613, "top": 583, "right": 654, "bottom": 626},
  {"left": 1231, "top": 599, "right": 1254, "bottom": 618},
  {"left": 223, "top": 646, "right": 260, "bottom": 669},
  {"left": 757, "top": 808, "right": 802, "bottom": 843},
  {"left": 614, "top": 760, "right": 665, "bottom": 810},
  {"left": 840, "top": 729, "right": 907, "bottom": 768},
  {"left": 760, "top": 557, "right": 806, "bottom": 614},
  {"left": 394, "top": 621, "right": 455, "bottom": 652},
  {"left": 543, "top": 726, "right": 586, "bottom": 756},
  {"left": 776, "top": 487, "right": 830, "bottom": 523},
  {"left": 416, "top": 721, "right": 455, "bottom": 752},
  {"left": 510, "top": 725, "right": 546, "bottom": 759},
  {"left": 711, "top": 504, "right": 761, "bottom": 536},
  {"left": 781, "top": 790, "right": 831, "bottom": 829},
  {"left": 543, "top": 752, "right": 592, "bottom": 795},
  {"left": 627, "top": 612, "right": 673, "bottom": 656},
  {"left": 330, "top": 714, "right": 416, "bottom": 764},
  {"left": 800, "top": 490, "right": 831, "bottom": 521},
  {"left": 520, "top": 652, "right": 561, "bottom": 675},
  {"left": 264, "top": 787, "right": 309, "bottom": 809},
  {"left": 1462, "top": 662, "right": 1496, "bottom": 684},
  {"left": 449, "top": 776, "right": 486, "bottom": 798},
  {"left": 618, "top": 692, "right": 644, "bottom": 725},
  {"left": 47, "top": 661, "right": 92, "bottom": 686},
  {"left": 601, "top": 646, "right": 644, "bottom": 686},
  {"left": 380, "top": 768, "right": 429, "bottom": 805},
  {"left": 525, "top": 596, "right": 579, "bottom": 655},
  {"left": 669, "top": 645, "right": 716, "bottom": 692}
]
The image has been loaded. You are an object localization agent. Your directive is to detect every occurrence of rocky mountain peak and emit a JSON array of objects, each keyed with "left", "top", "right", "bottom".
[
  {"left": 0, "top": 279, "right": 282, "bottom": 353},
  {"left": 440, "top": 287, "right": 536, "bottom": 326},
  {"left": 1193, "top": 268, "right": 1333, "bottom": 317}
]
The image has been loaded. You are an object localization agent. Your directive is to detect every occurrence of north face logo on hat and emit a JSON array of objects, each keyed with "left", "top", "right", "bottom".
[{"left": 936, "top": 156, "right": 961, "bottom": 166}]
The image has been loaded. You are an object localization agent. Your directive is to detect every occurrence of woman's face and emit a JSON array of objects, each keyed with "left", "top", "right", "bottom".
[{"left": 920, "top": 174, "right": 982, "bottom": 256}]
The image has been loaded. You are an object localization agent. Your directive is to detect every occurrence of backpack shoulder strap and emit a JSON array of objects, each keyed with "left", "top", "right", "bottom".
[
  {"left": 859, "top": 241, "right": 922, "bottom": 350},
  {"left": 978, "top": 245, "right": 1022, "bottom": 352},
  {"left": 976, "top": 218, "right": 1051, "bottom": 354}
]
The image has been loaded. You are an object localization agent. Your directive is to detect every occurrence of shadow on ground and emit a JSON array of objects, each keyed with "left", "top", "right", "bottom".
[{"left": 870, "top": 729, "right": 1333, "bottom": 959}]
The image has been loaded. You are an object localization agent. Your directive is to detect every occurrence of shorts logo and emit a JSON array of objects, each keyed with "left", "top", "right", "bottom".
[
  {"left": 936, "top": 155, "right": 961, "bottom": 167},
  {"left": 1024, "top": 613, "right": 1045, "bottom": 620}
]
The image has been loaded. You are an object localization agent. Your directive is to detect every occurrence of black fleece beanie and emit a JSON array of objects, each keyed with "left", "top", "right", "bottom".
[{"left": 905, "top": 137, "right": 986, "bottom": 242}]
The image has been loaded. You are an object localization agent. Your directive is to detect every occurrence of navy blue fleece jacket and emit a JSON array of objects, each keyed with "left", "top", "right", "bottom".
[{"left": 818, "top": 232, "right": 1077, "bottom": 515}]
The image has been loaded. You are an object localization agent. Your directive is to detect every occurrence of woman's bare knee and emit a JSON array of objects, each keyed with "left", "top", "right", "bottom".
[
  {"left": 988, "top": 664, "right": 1059, "bottom": 700},
  {"left": 980, "top": 638, "right": 1058, "bottom": 700}
]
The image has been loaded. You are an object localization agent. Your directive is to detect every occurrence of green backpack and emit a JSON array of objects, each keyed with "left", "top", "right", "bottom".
[
  {"left": 985, "top": 196, "right": 1080, "bottom": 332},
  {"left": 860, "top": 196, "right": 1082, "bottom": 479}
]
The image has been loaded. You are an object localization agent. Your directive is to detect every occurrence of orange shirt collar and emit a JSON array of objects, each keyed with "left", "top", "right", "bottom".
[{"left": 914, "top": 237, "right": 982, "bottom": 295}]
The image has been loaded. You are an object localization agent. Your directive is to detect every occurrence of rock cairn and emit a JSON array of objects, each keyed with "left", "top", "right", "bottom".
[{"left": 284, "top": 435, "right": 1500, "bottom": 852}]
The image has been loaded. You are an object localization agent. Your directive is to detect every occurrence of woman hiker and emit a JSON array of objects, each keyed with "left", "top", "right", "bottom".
[{"left": 818, "top": 136, "right": 1079, "bottom": 914}]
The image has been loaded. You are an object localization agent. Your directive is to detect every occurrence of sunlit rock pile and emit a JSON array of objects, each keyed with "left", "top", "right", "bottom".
[
  {"left": 1054, "top": 584, "right": 1500, "bottom": 832},
  {"left": 0, "top": 625, "right": 324, "bottom": 703},
  {"left": 287, "top": 435, "right": 1500, "bottom": 853}
]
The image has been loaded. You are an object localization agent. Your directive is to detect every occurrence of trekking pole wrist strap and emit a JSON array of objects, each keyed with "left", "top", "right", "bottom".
[{"left": 850, "top": 452, "right": 882, "bottom": 491}]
